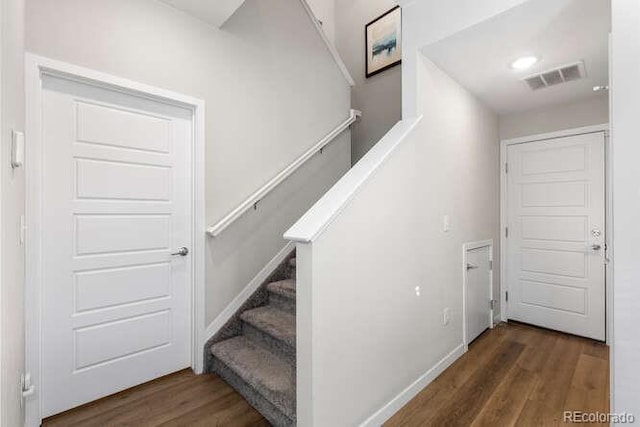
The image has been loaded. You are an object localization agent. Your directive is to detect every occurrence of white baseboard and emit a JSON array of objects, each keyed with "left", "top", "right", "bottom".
[
  {"left": 203, "top": 241, "right": 295, "bottom": 344},
  {"left": 360, "top": 343, "right": 466, "bottom": 427}
]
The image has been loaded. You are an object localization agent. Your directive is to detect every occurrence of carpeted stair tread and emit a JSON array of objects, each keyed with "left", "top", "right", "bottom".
[
  {"left": 267, "top": 279, "right": 296, "bottom": 301},
  {"left": 241, "top": 306, "right": 295, "bottom": 348},
  {"left": 208, "top": 252, "right": 297, "bottom": 425},
  {"left": 210, "top": 336, "right": 295, "bottom": 420}
]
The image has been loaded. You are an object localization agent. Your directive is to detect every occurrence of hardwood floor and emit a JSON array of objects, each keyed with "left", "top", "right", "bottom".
[
  {"left": 386, "top": 322, "right": 610, "bottom": 427},
  {"left": 43, "top": 322, "right": 609, "bottom": 427},
  {"left": 42, "top": 370, "right": 269, "bottom": 427}
]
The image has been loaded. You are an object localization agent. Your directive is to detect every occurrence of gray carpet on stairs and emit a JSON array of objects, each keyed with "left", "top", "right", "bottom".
[
  {"left": 209, "top": 253, "right": 297, "bottom": 426},
  {"left": 267, "top": 280, "right": 296, "bottom": 315}
]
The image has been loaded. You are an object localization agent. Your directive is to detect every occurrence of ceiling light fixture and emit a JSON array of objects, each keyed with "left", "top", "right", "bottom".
[
  {"left": 593, "top": 85, "right": 609, "bottom": 92},
  {"left": 510, "top": 56, "right": 539, "bottom": 70}
]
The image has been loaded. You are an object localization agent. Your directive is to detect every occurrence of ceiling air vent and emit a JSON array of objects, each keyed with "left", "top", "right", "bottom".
[
  {"left": 524, "top": 75, "right": 546, "bottom": 91},
  {"left": 523, "top": 62, "right": 587, "bottom": 91}
]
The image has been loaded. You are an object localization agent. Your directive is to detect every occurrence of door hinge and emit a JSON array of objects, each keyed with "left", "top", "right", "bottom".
[
  {"left": 505, "top": 227, "right": 509, "bottom": 238},
  {"left": 19, "top": 215, "right": 26, "bottom": 245},
  {"left": 21, "top": 373, "right": 36, "bottom": 407},
  {"left": 505, "top": 291, "right": 509, "bottom": 302},
  {"left": 489, "top": 260, "right": 493, "bottom": 270},
  {"left": 505, "top": 162, "right": 509, "bottom": 174}
]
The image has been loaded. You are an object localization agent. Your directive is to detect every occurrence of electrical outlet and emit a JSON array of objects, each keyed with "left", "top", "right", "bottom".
[
  {"left": 415, "top": 286, "right": 421, "bottom": 297},
  {"left": 442, "top": 307, "right": 451, "bottom": 325}
]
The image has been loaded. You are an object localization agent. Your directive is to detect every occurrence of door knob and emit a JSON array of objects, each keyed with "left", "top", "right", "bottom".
[
  {"left": 466, "top": 263, "right": 479, "bottom": 270},
  {"left": 171, "top": 247, "right": 189, "bottom": 257},
  {"left": 591, "top": 244, "right": 602, "bottom": 251}
]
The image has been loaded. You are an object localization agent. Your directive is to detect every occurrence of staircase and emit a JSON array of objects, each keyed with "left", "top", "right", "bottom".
[{"left": 209, "top": 255, "right": 297, "bottom": 426}]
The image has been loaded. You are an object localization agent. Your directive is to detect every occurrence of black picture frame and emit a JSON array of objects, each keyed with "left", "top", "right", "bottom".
[{"left": 365, "top": 6, "right": 402, "bottom": 78}]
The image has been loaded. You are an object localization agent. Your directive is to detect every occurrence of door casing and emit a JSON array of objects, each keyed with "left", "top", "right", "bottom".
[
  {"left": 24, "top": 54, "right": 206, "bottom": 426},
  {"left": 499, "top": 124, "right": 611, "bottom": 344}
]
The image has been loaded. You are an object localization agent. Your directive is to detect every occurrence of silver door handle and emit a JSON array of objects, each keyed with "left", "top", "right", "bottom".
[
  {"left": 466, "top": 263, "right": 479, "bottom": 270},
  {"left": 591, "top": 244, "right": 602, "bottom": 251},
  {"left": 172, "top": 247, "right": 189, "bottom": 257}
]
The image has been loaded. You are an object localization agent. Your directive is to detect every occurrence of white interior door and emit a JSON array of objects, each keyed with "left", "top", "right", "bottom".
[
  {"left": 466, "top": 245, "right": 492, "bottom": 344},
  {"left": 506, "top": 132, "right": 605, "bottom": 340},
  {"left": 40, "top": 74, "right": 193, "bottom": 417}
]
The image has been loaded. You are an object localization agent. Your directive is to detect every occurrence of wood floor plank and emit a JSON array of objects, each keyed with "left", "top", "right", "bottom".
[
  {"left": 158, "top": 396, "right": 269, "bottom": 427},
  {"left": 90, "top": 377, "right": 230, "bottom": 426},
  {"left": 516, "top": 334, "right": 584, "bottom": 426},
  {"left": 581, "top": 340, "right": 609, "bottom": 361},
  {"left": 42, "top": 372, "right": 266, "bottom": 427},
  {"left": 388, "top": 323, "right": 609, "bottom": 427},
  {"left": 426, "top": 340, "right": 525, "bottom": 427},
  {"left": 512, "top": 324, "right": 558, "bottom": 373},
  {"left": 63, "top": 379, "right": 217, "bottom": 426},
  {"left": 563, "top": 354, "right": 609, "bottom": 423},
  {"left": 43, "top": 370, "right": 196, "bottom": 426},
  {"left": 385, "top": 326, "right": 509, "bottom": 427},
  {"left": 470, "top": 366, "right": 538, "bottom": 427}
]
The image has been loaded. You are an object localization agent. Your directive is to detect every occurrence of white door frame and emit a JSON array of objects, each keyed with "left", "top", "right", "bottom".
[
  {"left": 462, "top": 239, "right": 494, "bottom": 350},
  {"left": 24, "top": 54, "right": 206, "bottom": 425},
  {"left": 500, "top": 123, "right": 611, "bottom": 344}
]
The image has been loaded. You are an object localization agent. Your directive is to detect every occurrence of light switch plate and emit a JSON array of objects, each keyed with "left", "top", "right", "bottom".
[
  {"left": 443, "top": 215, "right": 451, "bottom": 232},
  {"left": 442, "top": 307, "right": 451, "bottom": 325},
  {"left": 11, "top": 130, "right": 24, "bottom": 168}
]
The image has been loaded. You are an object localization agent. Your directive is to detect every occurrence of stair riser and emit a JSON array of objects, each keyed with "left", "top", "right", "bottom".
[
  {"left": 211, "top": 358, "right": 295, "bottom": 427},
  {"left": 268, "top": 292, "right": 296, "bottom": 315},
  {"left": 243, "top": 322, "right": 296, "bottom": 366},
  {"left": 284, "top": 262, "right": 296, "bottom": 280}
]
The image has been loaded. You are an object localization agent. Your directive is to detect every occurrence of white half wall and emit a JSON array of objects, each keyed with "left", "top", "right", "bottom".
[
  {"left": 611, "top": 0, "right": 640, "bottom": 418},
  {"left": 499, "top": 93, "right": 609, "bottom": 140},
  {"left": 289, "top": 53, "right": 499, "bottom": 425},
  {"left": 1, "top": 0, "right": 26, "bottom": 425},
  {"left": 26, "top": 0, "right": 351, "bottom": 343}
]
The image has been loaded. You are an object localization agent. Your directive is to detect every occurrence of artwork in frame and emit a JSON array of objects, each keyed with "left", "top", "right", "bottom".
[{"left": 365, "top": 6, "right": 402, "bottom": 78}]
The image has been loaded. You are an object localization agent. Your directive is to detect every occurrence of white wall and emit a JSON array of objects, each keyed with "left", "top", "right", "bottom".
[
  {"left": 306, "top": 0, "right": 335, "bottom": 43},
  {"left": 399, "top": 0, "right": 529, "bottom": 118},
  {"left": 292, "top": 53, "right": 499, "bottom": 425},
  {"left": 499, "top": 93, "right": 609, "bottom": 140},
  {"left": 335, "top": 0, "right": 402, "bottom": 163},
  {"left": 26, "top": 0, "right": 351, "bottom": 336},
  {"left": 304, "top": 0, "right": 403, "bottom": 163},
  {"left": 1, "top": 0, "right": 26, "bottom": 425},
  {"left": 611, "top": 0, "right": 640, "bottom": 418}
]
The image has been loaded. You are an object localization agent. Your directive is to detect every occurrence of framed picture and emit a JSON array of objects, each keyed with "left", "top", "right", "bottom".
[{"left": 365, "top": 6, "right": 402, "bottom": 78}]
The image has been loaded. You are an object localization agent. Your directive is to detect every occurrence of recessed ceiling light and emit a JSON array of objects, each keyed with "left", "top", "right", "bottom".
[
  {"left": 593, "top": 85, "right": 609, "bottom": 92},
  {"left": 510, "top": 56, "right": 539, "bottom": 70}
]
